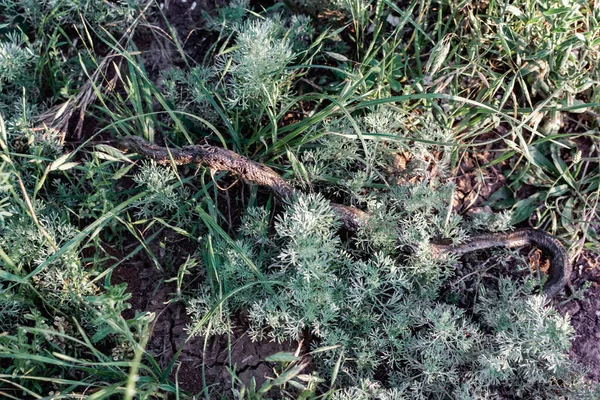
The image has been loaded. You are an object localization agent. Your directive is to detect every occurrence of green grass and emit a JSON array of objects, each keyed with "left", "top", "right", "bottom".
[{"left": 0, "top": 0, "right": 599, "bottom": 398}]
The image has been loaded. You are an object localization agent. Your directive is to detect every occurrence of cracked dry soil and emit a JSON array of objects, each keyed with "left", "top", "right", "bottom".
[
  {"left": 557, "top": 251, "right": 600, "bottom": 382},
  {"left": 111, "top": 257, "right": 305, "bottom": 397}
]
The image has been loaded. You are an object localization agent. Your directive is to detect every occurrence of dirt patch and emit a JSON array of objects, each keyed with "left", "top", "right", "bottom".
[
  {"left": 452, "top": 142, "right": 507, "bottom": 213},
  {"left": 135, "top": 0, "right": 226, "bottom": 79},
  {"left": 172, "top": 327, "right": 305, "bottom": 396},
  {"left": 557, "top": 250, "right": 600, "bottom": 381},
  {"left": 111, "top": 251, "right": 305, "bottom": 397}
]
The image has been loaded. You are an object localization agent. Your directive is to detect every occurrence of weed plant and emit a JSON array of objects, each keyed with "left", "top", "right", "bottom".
[{"left": 0, "top": 0, "right": 599, "bottom": 399}]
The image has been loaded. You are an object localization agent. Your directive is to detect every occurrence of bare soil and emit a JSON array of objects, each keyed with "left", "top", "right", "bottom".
[
  {"left": 111, "top": 253, "right": 304, "bottom": 397},
  {"left": 558, "top": 251, "right": 600, "bottom": 381}
]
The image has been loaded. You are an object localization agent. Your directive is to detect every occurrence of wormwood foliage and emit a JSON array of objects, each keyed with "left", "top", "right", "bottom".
[
  {"left": 186, "top": 189, "right": 594, "bottom": 398},
  {"left": 222, "top": 18, "right": 296, "bottom": 110},
  {"left": 0, "top": 0, "right": 146, "bottom": 28},
  {"left": 0, "top": 32, "right": 37, "bottom": 93},
  {"left": 0, "top": 31, "right": 38, "bottom": 114},
  {"left": 160, "top": 10, "right": 314, "bottom": 136},
  {"left": 132, "top": 160, "right": 191, "bottom": 221}
]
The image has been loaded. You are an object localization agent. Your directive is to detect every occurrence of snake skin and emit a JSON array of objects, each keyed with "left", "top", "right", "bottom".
[
  {"left": 431, "top": 229, "right": 571, "bottom": 297},
  {"left": 118, "top": 136, "right": 571, "bottom": 297}
]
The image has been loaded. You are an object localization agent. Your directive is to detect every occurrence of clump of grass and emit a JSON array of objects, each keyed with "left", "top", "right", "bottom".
[{"left": 0, "top": 117, "right": 167, "bottom": 397}]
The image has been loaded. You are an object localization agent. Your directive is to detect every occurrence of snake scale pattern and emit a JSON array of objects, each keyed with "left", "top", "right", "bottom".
[{"left": 117, "top": 135, "right": 572, "bottom": 297}]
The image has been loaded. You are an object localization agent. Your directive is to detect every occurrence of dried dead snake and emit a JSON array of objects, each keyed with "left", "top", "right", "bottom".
[{"left": 117, "top": 136, "right": 572, "bottom": 297}]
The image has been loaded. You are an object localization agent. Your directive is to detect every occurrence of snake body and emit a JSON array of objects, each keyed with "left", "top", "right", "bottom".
[
  {"left": 117, "top": 136, "right": 366, "bottom": 229},
  {"left": 431, "top": 229, "right": 571, "bottom": 298},
  {"left": 117, "top": 136, "right": 571, "bottom": 297}
]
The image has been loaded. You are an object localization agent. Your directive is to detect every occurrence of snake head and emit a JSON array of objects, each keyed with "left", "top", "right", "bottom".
[{"left": 117, "top": 135, "right": 148, "bottom": 152}]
